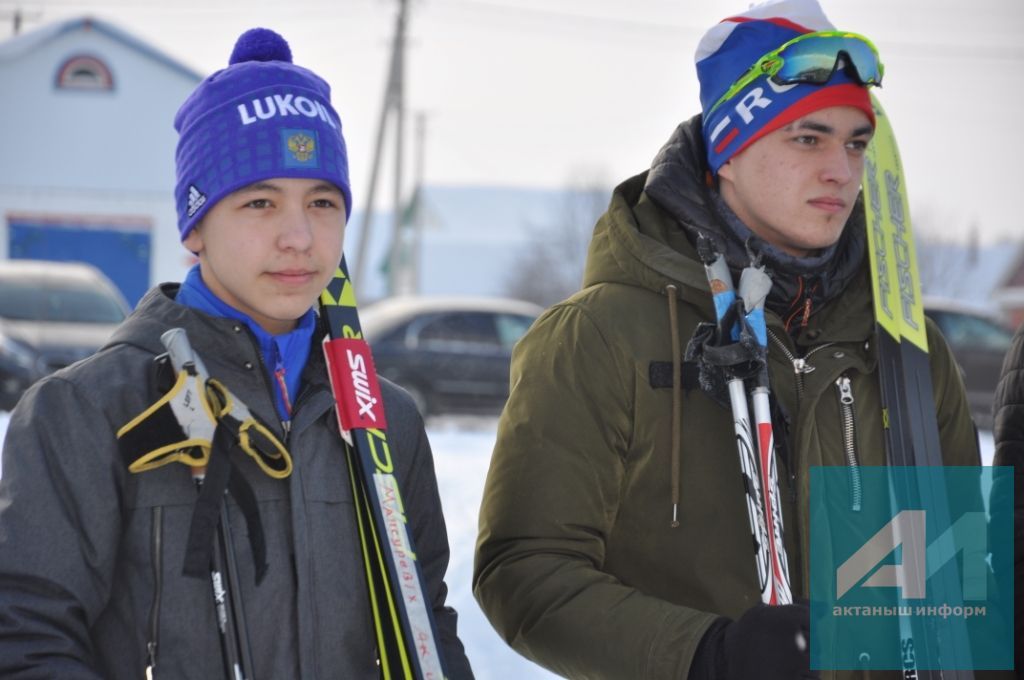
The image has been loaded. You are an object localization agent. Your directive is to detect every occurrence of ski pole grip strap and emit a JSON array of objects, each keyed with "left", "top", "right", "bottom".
[
  {"left": 117, "top": 369, "right": 214, "bottom": 473},
  {"left": 182, "top": 423, "right": 269, "bottom": 585},
  {"left": 207, "top": 378, "right": 292, "bottom": 479},
  {"left": 227, "top": 459, "right": 269, "bottom": 584},
  {"left": 182, "top": 432, "right": 231, "bottom": 579}
]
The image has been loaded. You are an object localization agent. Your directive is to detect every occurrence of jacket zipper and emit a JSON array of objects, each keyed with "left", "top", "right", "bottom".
[
  {"left": 766, "top": 329, "right": 836, "bottom": 405},
  {"left": 145, "top": 506, "right": 163, "bottom": 679},
  {"left": 767, "top": 330, "right": 864, "bottom": 511},
  {"left": 233, "top": 324, "right": 324, "bottom": 445},
  {"left": 835, "top": 375, "right": 863, "bottom": 512},
  {"left": 238, "top": 327, "right": 293, "bottom": 439},
  {"left": 282, "top": 383, "right": 321, "bottom": 445}
]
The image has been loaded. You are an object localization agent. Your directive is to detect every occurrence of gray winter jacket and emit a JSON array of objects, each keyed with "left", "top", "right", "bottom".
[{"left": 0, "top": 284, "right": 473, "bottom": 679}]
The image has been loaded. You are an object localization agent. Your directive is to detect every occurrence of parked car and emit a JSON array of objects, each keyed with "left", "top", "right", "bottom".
[
  {"left": 0, "top": 260, "right": 129, "bottom": 411},
  {"left": 923, "top": 298, "right": 1015, "bottom": 431},
  {"left": 360, "top": 296, "right": 543, "bottom": 416}
]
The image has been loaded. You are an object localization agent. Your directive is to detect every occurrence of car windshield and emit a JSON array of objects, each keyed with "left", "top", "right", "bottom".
[
  {"left": 930, "top": 310, "right": 1014, "bottom": 352},
  {"left": 0, "top": 281, "right": 126, "bottom": 323}
]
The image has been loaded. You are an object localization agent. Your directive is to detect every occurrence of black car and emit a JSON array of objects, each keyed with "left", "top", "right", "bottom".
[
  {"left": 360, "top": 296, "right": 543, "bottom": 416},
  {"left": 924, "top": 298, "right": 1015, "bottom": 431},
  {"left": 0, "top": 260, "right": 129, "bottom": 411}
]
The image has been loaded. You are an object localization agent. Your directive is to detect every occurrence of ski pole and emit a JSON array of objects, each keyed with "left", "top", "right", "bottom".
[
  {"left": 161, "top": 328, "right": 256, "bottom": 680},
  {"left": 738, "top": 263, "right": 793, "bottom": 606},
  {"left": 698, "top": 237, "right": 775, "bottom": 605}
]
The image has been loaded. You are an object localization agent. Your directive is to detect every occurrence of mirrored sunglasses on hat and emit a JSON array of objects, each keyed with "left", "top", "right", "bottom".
[{"left": 709, "top": 30, "right": 884, "bottom": 116}]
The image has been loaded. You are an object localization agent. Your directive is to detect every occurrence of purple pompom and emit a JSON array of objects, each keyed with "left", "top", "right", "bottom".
[{"left": 229, "top": 28, "right": 293, "bottom": 65}]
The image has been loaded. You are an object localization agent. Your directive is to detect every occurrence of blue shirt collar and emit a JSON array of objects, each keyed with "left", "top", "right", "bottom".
[{"left": 176, "top": 265, "right": 317, "bottom": 420}]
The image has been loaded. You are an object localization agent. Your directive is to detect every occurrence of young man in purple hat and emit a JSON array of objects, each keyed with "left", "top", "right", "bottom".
[
  {"left": 0, "top": 28, "right": 473, "bottom": 679},
  {"left": 474, "top": 1, "right": 1005, "bottom": 678}
]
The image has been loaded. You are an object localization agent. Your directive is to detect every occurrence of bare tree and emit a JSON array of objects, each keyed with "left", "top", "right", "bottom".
[{"left": 504, "top": 172, "right": 610, "bottom": 307}]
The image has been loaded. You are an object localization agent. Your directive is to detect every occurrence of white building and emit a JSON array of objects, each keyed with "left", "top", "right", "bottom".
[{"left": 0, "top": 17, "right": 201, "bottom": 306}]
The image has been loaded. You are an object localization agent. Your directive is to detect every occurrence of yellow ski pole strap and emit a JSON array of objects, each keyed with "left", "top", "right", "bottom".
[
  {"left": 117, "top": 361, "right": 217, "bottom": 473},
  {"left": 207, "top": 379, "right": 292, "bottom": 479},
  {"left": 116, "top": 328, "right": 294, "bottom": 586},
  {"left": 117, "top": 357, "right": 292, "bottom": 480}
]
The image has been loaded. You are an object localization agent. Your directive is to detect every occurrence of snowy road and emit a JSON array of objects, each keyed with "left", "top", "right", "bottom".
[{"left": 0, "top": 411, "right": 998, "bottom": 677}]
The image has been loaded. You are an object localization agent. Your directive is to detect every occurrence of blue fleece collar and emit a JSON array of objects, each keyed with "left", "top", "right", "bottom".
[{"left": 176, "top": 265, "right": 316, "bottom": 420}]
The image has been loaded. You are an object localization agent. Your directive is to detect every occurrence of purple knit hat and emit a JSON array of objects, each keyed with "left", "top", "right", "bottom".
[{"left": 174, "top": 28, "right": 352, "bottom": 240}]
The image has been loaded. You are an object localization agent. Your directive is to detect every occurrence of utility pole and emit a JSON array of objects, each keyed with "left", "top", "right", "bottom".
[
  {"left": 391, "top": 111, "right": 426, "bottom": 295},
  {"left": 387, "top": 0, "right": 409, "bottom": 296},
  {"left": 351, "top": 0, "right": 411, "bottom": 296},
  {"left": 2, "top": 7, "right": 43, "bottom": 35},
  {"left": 410, "top": 111, "right": 427, "bottom": 295}
]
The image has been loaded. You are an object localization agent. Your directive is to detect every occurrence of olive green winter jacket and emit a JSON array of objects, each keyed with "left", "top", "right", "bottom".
[{"left": 474, "top": 120, "right": 988, "bottom": 679}]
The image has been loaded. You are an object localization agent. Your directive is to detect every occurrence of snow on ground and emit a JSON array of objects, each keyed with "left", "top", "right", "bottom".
[
  {"left": 979, "top": 429, "right": 995, "bottom": 466},
  {"left": 0, "top": 411, "right": 1001, "bottom": 677},
  {"left": 425, "top": 416, "right": 559, "bottom": 678}
]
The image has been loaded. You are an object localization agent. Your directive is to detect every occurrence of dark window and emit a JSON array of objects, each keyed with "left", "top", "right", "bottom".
[
  {"left": 417, "top": 313, "right": 500, "bottom": 349},
  {"left": 372, "top": 325, "right": 408, "bottom": 346},
  {"left": 55, "top": 55, "right": 114, "bottom": 91},
  {"left": 930, "top": 311, "right": 1013, "bottom": 352},
  {"left": 0, "top": 282, "right": 126, "bottom": 323},
  {"left": 495, "top": 313, "right": 535, "bottom": 349}
]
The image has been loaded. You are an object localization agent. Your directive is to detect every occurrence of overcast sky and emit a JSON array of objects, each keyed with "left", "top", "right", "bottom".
[{"left": 3, "top": 0, "right": 1022, "bottom": 243}]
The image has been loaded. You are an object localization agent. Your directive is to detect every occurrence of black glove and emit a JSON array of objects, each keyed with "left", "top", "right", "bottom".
[{"left": 689, "top": 602, "right": 818, "bottom": 680}]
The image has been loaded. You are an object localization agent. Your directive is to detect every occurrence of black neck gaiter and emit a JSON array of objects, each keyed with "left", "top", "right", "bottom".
[{"left": 706, "top": 190, "right": 866, "bottom": 337}]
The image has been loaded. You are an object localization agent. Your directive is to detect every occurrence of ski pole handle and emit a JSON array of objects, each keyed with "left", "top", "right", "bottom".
[
  {"left": 160, "top": 327, "right": 256, "bottom": 680},
  {"left": 161, "top": 327, "right": 211, "bottom": 378},
  {"left": 161, "top": 328, "right": 211, "bottom": 479}
]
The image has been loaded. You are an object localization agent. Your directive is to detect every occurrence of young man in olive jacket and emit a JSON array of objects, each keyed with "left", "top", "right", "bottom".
[
  {"left": 0, "top": 28, "right": 473, "bottom": 679},
  {"left": 474, "top": 1, "right": 1006, "bottom": 678}
]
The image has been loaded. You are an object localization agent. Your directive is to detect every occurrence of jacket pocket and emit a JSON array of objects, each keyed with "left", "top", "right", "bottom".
[{"left": 299, "top": 436, "right": 355, "bottom": 504}]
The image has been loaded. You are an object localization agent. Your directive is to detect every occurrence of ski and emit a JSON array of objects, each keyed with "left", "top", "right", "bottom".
[
  {"left": 319, "top": 256, "right": 448, "bottom": 680},
  {"left": 863, "top": 94, "right": 974, "bottom": 678}
]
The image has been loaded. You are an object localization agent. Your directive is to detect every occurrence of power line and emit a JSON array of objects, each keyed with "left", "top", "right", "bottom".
[
  {"left": 429, "top": 0, "right": 704, "bottom": 37},
  {"left": 5, "top": 0, "right": 1022, "bottom": 63}
]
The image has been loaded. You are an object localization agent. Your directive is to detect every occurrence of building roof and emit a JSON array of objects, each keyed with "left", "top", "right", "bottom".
[{"left": 0, "top": 15, "right": 203, "bottom": 82}]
